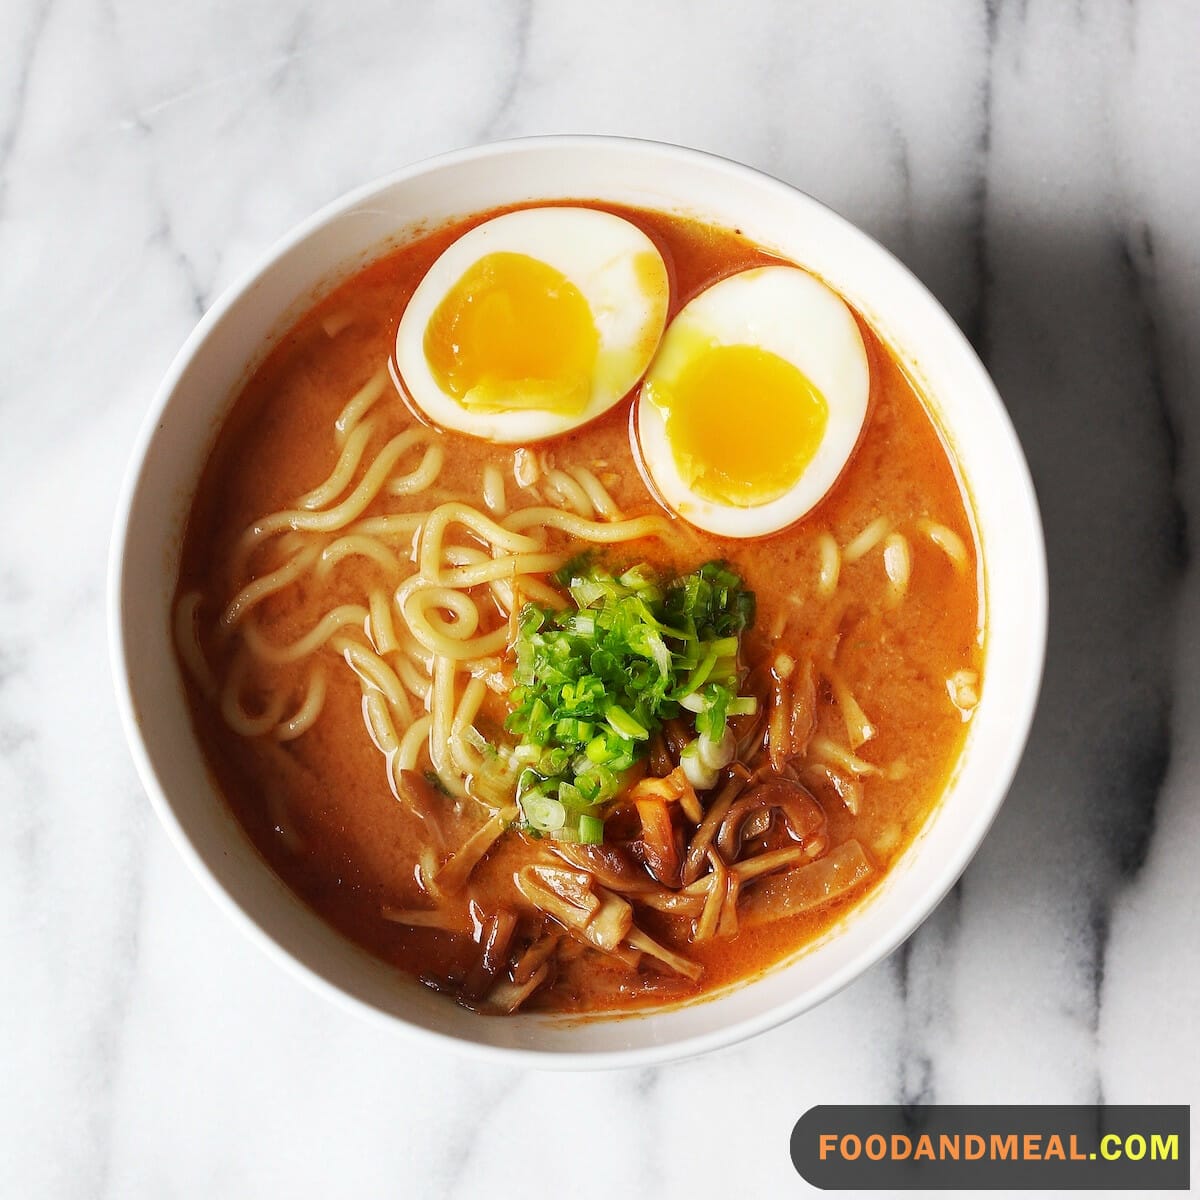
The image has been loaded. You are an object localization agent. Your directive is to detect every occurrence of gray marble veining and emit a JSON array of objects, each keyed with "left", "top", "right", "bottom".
[{"left": 1, "top": 2, "right": 1197, "bottom": 1196}]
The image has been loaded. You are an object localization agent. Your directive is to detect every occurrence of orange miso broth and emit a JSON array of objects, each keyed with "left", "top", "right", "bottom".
[{"left": 175, "top": 202, "right": 981, "bottom": 1015}]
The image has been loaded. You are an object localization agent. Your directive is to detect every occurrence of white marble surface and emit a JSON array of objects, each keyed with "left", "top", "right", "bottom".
[{"left": 3, "top": 1, "right": 1198, "bottom": 1196}]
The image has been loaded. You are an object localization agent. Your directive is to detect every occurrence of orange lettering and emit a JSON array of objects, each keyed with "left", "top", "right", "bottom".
[
  {"left": 819, "top": 1133, "right": 837, "bottom": 1161},
  {"left": 1070, "top": 1135, "right": 1088, "bottom": 1161},
  {"left": 938, "top": 1134, "right": 960, "bottom": 1160},
  {"left": 1044, "top": 1134, "right": 1065, "bottom": 1161},
  {"left": 914, "top": 1135, "right": 936, "bottom": 1161},
  {"left": 1023, "top": 1134, "right": 1042, "bottom": 1160},
  {"left": 991, "top": 1134, "right": 1018, "bottom": 1160},
  {"left": 965, "top": 1134, "right": 986, "bottom": 1160},
  {"left": 891, "top": 1135, "right": 913, "bottom": 1160}
]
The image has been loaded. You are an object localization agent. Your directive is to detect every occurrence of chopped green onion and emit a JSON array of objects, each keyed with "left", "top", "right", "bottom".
[
  {"left": 521, "top": 793, "right": 567, "bottom": 832},
  {"left": 578, "top": 813, "right": 605, "bottom": 844},
  {"left": 680, "top": 740, "right": 720, "bottom": 790},
  {"left": 507, "top": 558, "right": 757, "bottom": 840},
  {"left": 606, "top": 704, "right": 649, "bottom": 740}
]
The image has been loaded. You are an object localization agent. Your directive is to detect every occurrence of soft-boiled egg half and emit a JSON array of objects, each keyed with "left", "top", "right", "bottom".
[
  {"left": 395, "top": 207, "right": 670, "bottom": 443},
  {"left": 636, "top": 266, "right": 870, "bottom": 538}
]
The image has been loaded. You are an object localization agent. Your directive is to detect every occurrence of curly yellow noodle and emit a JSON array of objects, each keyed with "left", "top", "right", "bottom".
[
  {"left": 235, "top": 430, "right": 440, "bottom": 566},
  {"left": 334, "top": 367, "right": 389, "bottom": 444},
  {"left": 513, "top": 575, "right": 569, "bottom": 610},
  {"left": 369, "top": 589, "right": 399, "bottom": 654},
  {"left": 222, "top": 546, "right": 320, "bottom": 629},
  {"left": 437, "top": 545, "right": 512, "bottom": 614},
  {"left": 331, "top": 635, "right": 414, "bottom": 723},
  {"left": 392, "top": 650, "right": 432, "bottom": 701},
  {"left": 482, "top": 465, "right": 506, "bottom": 514},
  {"left": 449, "top": 677, "right": 518, "bottom": 808},
  {"left": 396, "top": 576, "right": 479, "bottom": 635},
  {"left": 916, "top": 518, "right": 968, "bottom": 571},
  {"left": 396, "top": 627, "right": 433, "bottom": 669},
  {"left": 816, "top": 531, "right": 841, "bottom": 596},
  {"left": 386, "top": 443, "right": 444, "bottom": 496},
  {"left": 174, "top": 591, "right": 217, "bottom": 699},
  {"left": 843, "top": 516, "right": 892, "bottom": 563},
  {"left": 424, "top": 546, "right": 564, "bottom": 617},
  {"left": 352, "top": 513, "right": 427, "bottom": 541},
  {"left": 442, "top": 543, "right": 492, "bottom": 568},
  {"left": 397, "top": 575, "right": 510, "bottom": 662},
  {"left": 463, "top": 655, "right": 504, "bottom": 681},
  {"left": 396, "top": 714, "right": 432, "bottom": 772},
  {"left": 402, "top": 586, "right": 509, "bottom": 660},
  {"left": 242, "top": 604, "right": 369, "bottom": 665},
  {"left": 449, "top": 677, "right": 488, "bottom": 775},
  {"left": 315, "top": 534, "right": 401, "bottom": 580},
  {"left": 544, "top": 469, "right": 594, "bottom": 517},
  {"left": 883, "top": 532, "right": 911, "bottom": 606},
  {"left": 298, "top": 418, "right": 376, "bottom": 510},
  {"left": 433, "top": 549, "right": 567, "bottom": 591},
  {"left": 362, "top": 690, "right": 400, "bottom": 755},
  {"left": 274, "top": 668, "right": 327, "bottom": 741},
  {"left": 417, "top": 620, "right": 509, "bottom": 662},
  {"left": 566, "top": 465, "right": 622, "bottom": 520},
  {"left": 501, "top": 507, "right": 671, "bottom": 544},
  {"left": 429, "top": 656, "right": 464, "bottom": 795},
  {"left": 419, "top": 502, "right": 541, "bottom": 576},
  {"left": 276, "top": 531, "right": 310, "bottom": 558},
  {"left": 220, "top": 649, "right": 287, "bottom": 737}
]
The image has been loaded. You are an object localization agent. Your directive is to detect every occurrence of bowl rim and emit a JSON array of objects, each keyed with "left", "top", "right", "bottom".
[{"left": 108, "top": 134, "right": 1047, "bottom": 1069}]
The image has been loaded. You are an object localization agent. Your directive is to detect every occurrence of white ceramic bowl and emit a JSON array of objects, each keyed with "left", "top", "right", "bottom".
[{"left": 109, "top": 137, "right": 1046, "bottom": 1068}]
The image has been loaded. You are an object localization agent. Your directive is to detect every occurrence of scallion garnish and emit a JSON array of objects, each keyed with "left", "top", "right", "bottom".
[{"left": 506, "top": 559, "right": 756, "bottom": 841}]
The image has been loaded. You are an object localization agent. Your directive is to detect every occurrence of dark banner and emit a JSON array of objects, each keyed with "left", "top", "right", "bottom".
[{"left": 791, "top": 1104, "right": 1189, "bottom": 1191}]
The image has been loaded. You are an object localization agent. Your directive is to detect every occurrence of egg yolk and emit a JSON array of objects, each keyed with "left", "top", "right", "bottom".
[
  {"left": 423, "top": 252, "right": 599, "bottom": 414},
  {"left": 649, "top": 342, "right": 829, "bottom": 507}
]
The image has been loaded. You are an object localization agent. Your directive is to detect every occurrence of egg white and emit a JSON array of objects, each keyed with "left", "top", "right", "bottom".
[
  {"left": 395, "top": 207, "right": 670, "bottom": 444},
  {"left": 636, "top": 266, "right": 870, "bottom": 538}
]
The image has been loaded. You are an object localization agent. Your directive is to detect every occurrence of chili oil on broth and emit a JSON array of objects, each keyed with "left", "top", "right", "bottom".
[{"left": 175, "top": 202, "right": 981, "bottom": 1015}]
